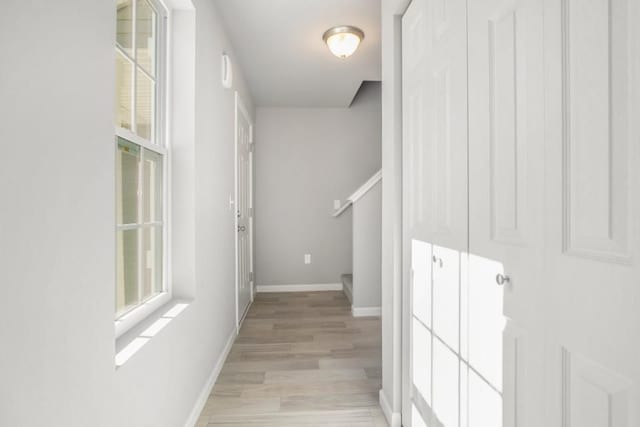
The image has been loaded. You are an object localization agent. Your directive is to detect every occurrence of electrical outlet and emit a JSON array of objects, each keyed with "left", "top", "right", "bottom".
[
  {"left": 334, "top": 200, "right": 341, "bottom": 210},
  {"left": 304, "top": 254, "right": 311, "bottom": 264}
]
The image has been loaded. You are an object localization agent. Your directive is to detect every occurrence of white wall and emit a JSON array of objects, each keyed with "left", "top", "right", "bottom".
[
  {"left": 380, "top": 0, "right": 410, "bottom": 425},
  {"left": 254, "top": 84, "right": 381, "bottom": 287},
  {"left": 352, "top": 183, "right": 382, "bottom": 309},
  {"left": 0, "top": 1, "right": 254, "bottom": 426}
]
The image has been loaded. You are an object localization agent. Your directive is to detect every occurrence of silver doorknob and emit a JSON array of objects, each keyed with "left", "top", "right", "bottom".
[
  {"left": 238, "top": 225, "right": 246, "bottom": 232},
  {"left": 432, "top": 256, "right": 443, "bottom": 268},
  {"left": 496, "top": 273, "right": 510, "bottom": 286}
]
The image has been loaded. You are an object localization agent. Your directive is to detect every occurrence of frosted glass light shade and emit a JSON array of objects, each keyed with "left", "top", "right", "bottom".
[{"left": 323, "top": 26, "right": 365, "bottom": 59}]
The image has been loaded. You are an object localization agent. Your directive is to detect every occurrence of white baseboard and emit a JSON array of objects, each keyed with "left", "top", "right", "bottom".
[
  {"left": 352, "top": 306, "right": 382, "bottom": 317},
  {"left": 379, "top": 389, "right": 402, "bottom": 427},
  {"left": 256, "top": 283, "right": 343, "bottom": 293},
  {"left": 184, "top": 327, "right": 237, "bottom": 427}
]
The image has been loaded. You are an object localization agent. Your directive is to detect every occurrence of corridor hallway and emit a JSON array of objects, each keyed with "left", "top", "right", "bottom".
[{"left": 195, "top": 291, "right": 386, "bottom": 426}]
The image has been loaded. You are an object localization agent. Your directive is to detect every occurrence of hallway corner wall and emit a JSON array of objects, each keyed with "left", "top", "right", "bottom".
[{"left": 254, "top": 83, "right": 382, "bottom": 289}]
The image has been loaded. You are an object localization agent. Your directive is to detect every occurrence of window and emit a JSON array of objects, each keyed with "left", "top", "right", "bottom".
[{"left": 115, "top": 0, "right": 168, "bottom": 328}]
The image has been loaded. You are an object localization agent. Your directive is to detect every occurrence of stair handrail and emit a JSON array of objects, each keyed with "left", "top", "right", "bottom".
[{"left": 332, "top": 170, "right": 382, "bottom": 218}]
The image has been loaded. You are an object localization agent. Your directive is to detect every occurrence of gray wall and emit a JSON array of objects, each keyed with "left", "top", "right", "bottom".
[
  {"left": 255, "top": 83, "right": 382, "bottom": 287},
  {"left": 0, "top": 1, "right": 254, "bottom": 426},
  {"left": 353, "top": 183, "right": 382, "bottom": 309}
]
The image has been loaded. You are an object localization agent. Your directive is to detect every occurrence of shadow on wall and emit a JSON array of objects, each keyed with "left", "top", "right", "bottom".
[{"left": 350, "top": 81, "right": 383, "bottom": 109}]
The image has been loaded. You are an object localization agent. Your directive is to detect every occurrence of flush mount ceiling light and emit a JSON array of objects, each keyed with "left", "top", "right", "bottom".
[{"left": 323, "top": 25, "right": 365, "bottom": 59}]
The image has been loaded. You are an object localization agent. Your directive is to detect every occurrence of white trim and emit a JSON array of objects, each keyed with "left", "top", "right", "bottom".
[
  {"left": 183, "top": 327, "right": 236, "bottom": 427},
  {"left": 349, "top": 169, "right": 382, "bottom": 203},
  {"left": 115, "top": 292, "right": 172, "bottom": 338},
  {"left": 352, "top": 306, "right": 382, "bottom": 317},
  {"left": 256, "top": 283, "right": 343, "bottom": 293},
  {"left": 160, "top": 0, "right": 193, "bottom": 10},
  {"left": 380, "top": 389, "right": 402, "bottom": 427},
  {"left": 234, "top": 92, "right": 239, "bottom": 329},
  {"left": 333, "top": 170, "right": 382, "bottom": 217},
  {"left": 115, "top": 127, "right": 168, "bottom": 155}
]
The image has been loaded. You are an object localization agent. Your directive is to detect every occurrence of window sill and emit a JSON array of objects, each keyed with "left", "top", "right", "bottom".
[
  {"left": 115, "top": 298, "right": 191, "bottom": 368},
  {"left": 115, "top": 293, "right": 174, "bottom": 339}
]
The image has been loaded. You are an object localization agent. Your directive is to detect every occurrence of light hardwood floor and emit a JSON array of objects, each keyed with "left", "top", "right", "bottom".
[{"left": 195, "top": 291, "right": 387, "bottom": 427}]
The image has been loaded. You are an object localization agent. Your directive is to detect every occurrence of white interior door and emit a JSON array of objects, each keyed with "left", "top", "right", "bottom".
[
  {"left": 542, "top": 0, "right": 640, "bottom": 425},
  {"left": 467, "top": 0, "right": 546, "bottom": 426},
  {"left": 402, "top": 0, "right": 468, "bottom": 424},
  {"left": 235, "top": 92, "right": 253, "bottom": 328},
  {"left": 402, "top": 0, "right": 640, "bottom": 426}
]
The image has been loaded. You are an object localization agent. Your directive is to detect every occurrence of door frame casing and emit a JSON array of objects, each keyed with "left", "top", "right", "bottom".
[
  {"left": 381, "top": 0, "right": 412, "bottom": 426},
  {"left": 234, "top": 91, "right": 254, "bottom": 332}
]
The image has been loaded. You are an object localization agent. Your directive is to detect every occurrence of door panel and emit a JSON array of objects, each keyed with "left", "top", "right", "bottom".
[
  {"left": 432, "top": 245, "right": 459, "bottom": 353},
  {"left": 543, "top": 0, "right": 640, "bottom": 425},
  {"left": 468, "top": 369, "right": 502, "bottom": 427},
  {"left": 412, "top": 317, "right": 432, "bottom": 406},
  {"left": 467, "top": 0, "right": 546, "bottom": 425},
  {"left": 402, "top": 0, "right": 431, "bottom": 423},
  {"left": 402, "top": 0, "right": 468, "bottom": 424},
  {"left": 428, "top": 0, "right": 468, "bottom": 253},
  {"left": 412, "top": 239, "right": 432, "bottom": 328},
  {"left": 432, "top": 338, "right": 459, "bottom": 427},
  {"left": 236, "top": 92, "right": 253, "bottom": 326},
  {"left": 402, "top": 0, "right": 467, "bottom": 251},
  {"left": 563, "top": 0, "right": 630, "bottom": 260},
  {"left": 466, "top": 254, "right": 505, "bottom": 390},
  {"left": 565, "top": 350, "right": 632, "bottom": 427}
]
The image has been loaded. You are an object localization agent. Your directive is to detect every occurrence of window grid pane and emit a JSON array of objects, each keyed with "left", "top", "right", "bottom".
[
  {"left": 116, "top": 229, "right": 140, "bottom": 316},
  {"left": 135, "top": 69, "right": 155, "bottom": 142},
  {"left": 142, "top": 225, "right": 163, "bottom": 301},
  {"left": 136, "top": 0, "right": 157, "bottom": 76},
  {"left": 116, "top": 0, "right": 133, "bottom": 56},
  {"left": 115, "top": 0, "right": 162, "bottom": 147},
  {"left": 115, "top": 136, "right": 165, "bottom": 320},
  {"left": 115, "top": 0, "right": 166, "bottom": 321},
  {"left": 116, "top": 138, "right": 140, "bottom": 225},
  {"left": 115, "top": 51, "right": 134, "bottom": 131},
  {"left": 143, "top": 148, "right": 163, "bottom": 223}
]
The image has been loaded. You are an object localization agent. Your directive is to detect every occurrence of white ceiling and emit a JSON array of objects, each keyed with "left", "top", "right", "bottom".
[{"left": 215, "top": 0, "right": 382, "bottom": 108}]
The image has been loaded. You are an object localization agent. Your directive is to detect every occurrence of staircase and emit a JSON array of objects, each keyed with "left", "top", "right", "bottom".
[
  {"left": 341, "top": 274, "right": 353, "bottom": 304},
  {"left": 334, "top": 170, "right": 382, "bottom": 317}
]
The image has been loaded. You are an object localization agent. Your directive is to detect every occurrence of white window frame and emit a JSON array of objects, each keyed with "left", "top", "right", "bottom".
[{"left": 115, "top": 0, "right": 171, "bottom": 339}]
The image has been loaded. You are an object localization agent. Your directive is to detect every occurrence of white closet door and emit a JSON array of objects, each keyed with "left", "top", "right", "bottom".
[
  {"left": 402, "top": 1, "right": 433, "bottom": 424},
  {"left": 467, "top": 0, "right": 546, "bottom": 426},
  {"left": 427, "top": 0, "right": 468, "bottom": 253},
  {"left": 402, "top": 0, "right": 468, "bottom": 424},
  {"left": 402, "top": 0, "right": 468, "bottom": 251},
  {"left": 542, "top": 0, "right": 640, "bottom": 425}
]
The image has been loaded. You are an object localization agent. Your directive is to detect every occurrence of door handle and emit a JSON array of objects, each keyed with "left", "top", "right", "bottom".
[
  {"left": 238, "top": 225, "right": 246, "bottom": 232},
  {"left": 496, "top": 273, "right": 511, "bottom": 286},
  {"left": 432, "top": 256, "right": 443, "bottom": 268}
]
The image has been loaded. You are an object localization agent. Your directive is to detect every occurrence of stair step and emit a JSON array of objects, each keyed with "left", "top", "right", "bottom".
[
  {"left": 341, "top": 274, "right": 353, "bottom": 304},
  {"left": 341, "top": 273, "right": 353, "bottom": 287}
]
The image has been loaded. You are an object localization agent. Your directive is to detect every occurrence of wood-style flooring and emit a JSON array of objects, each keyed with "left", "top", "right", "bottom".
[{"left": 195, "top": 291, "right": 386, "bottom": 427}]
